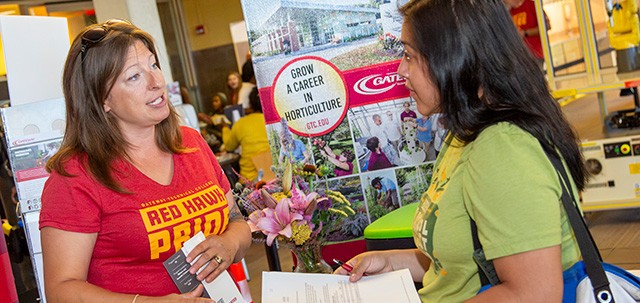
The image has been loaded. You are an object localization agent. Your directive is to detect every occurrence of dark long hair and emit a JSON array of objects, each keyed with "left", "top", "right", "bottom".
[
  {"left": 47, "top": 21, "right": 188, "bottom": 193},
  {"left": 249, "top": 87, "right": 263, "bottom": 113},
  {"left": 400, "top": 0, "right": 587, "bottom": 190}
]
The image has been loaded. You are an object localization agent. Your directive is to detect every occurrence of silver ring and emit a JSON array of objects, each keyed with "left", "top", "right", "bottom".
[{"left": 213, "top": 255, "right": 223, "bottom": 265}]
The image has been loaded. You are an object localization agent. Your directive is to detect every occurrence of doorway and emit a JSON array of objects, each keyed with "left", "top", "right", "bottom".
[{"left": 157, "top": 0, "right": 201, "bottom": 110}]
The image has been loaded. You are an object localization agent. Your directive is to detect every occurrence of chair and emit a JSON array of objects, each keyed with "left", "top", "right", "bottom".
[{"left": 251, "top": 150, "right": 275, "bottom": 181}]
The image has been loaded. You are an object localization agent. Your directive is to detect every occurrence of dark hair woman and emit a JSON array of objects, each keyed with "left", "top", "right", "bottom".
[
  {"left": 365, "top": 136, "right": 393, "bottom": 171},
  {"left": 334, "top": 1, "right": 587, "bottom": 302}
]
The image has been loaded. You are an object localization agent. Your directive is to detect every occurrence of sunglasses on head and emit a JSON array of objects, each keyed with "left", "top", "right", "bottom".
[{"left": 80, "top": 18, "right": 132, "bottom": 61}]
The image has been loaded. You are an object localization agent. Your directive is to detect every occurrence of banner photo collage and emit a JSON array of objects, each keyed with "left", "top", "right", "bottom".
[{"left": 241, "top": 0, "right": 445, "bottom": 242}]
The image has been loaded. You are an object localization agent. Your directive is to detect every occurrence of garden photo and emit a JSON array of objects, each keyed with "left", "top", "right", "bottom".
[
  {"left": 243, "top": 0, "right": 407, "bottom": 86},
  {"left": 360, "top": 169, "right": 400, "bottom": 223},
  {"left": 396, "top": 162, "right": 434, "bottom": 206},
  {"left": 316, "top": 175, "right": 368, "bottom": 242},
  {"left": 310, "top": 119, "right": 359, "bottom": 179},
  {"left": 348, "top": 98, "right": 439, "bottom": 172}
]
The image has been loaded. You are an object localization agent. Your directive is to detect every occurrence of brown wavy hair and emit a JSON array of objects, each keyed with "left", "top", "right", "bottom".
[
  {"left": 46, "top": 21, "right": 189, "bottom": 193},
  {"left": 226, "top": 71, "right": 243, "bottom": 105}
]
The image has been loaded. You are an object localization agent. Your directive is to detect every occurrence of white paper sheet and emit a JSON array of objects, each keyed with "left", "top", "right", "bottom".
[{"left": 262, "top": 269, "right": 421, "bottom": 303}]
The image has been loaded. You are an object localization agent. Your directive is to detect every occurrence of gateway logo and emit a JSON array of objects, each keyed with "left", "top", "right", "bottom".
[
  {"left": 12, "top": 138, "right": 35, "bottom": 146},
  {"left": 353, "top": 73, "right": 404, "bottom": 95}
]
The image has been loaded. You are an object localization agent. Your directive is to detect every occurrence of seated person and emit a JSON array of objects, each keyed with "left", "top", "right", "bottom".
[
  {"left": 222, "top": 87, "right": 270, "bottom": 181},
  {"left": 366, "top": 136, "right": 393, "bottom": 171},
  {"left": 227, "top": 71, "right": 256, "bottom": 114},
  {"left": 198, "top": 93, "right": 230, "bottom": 146}
]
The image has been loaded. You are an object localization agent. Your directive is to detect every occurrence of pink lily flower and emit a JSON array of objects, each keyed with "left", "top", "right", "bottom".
[
  {"left": 257, "top": 198, "right": 303, "bottom": 246},
  {"left": 289, "top": 186, "right": 318, "bottom": 213},
  {"left": 247, "top": 210, "right": 265, "bottom": 233},
  {"left": 260, "top": 188, "right": 278, "bottom": 209}
]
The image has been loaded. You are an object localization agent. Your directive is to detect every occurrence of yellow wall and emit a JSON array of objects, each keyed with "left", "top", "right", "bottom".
[
  {"left": 49, "top": 12, "right": 88, "bottom": 42},
  {"left": 0, "top": 4, "right": 20, "bottom": 76},
  {"left": 0, "top": 39, "right": 5, "bottom": 76},
  {"left": 182, "top": 0, "right": 245, "bottom": 51}
]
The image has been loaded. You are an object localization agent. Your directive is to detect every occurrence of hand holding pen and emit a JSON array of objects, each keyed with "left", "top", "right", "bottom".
[{"left": 333, "top": 259, "right": 367, "bottom": 277}]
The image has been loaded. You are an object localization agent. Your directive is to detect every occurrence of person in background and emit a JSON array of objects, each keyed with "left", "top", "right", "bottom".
[
  {"left": 335, "top": 1, "right": 586, "bottom": 302},
  {"left": 180, "top": 86, "right": 192, "bottom": 104},
  {"left": 400, "top": 101, "right": 417, "bottom": 123},
  {"left": 430, "top": 113, "right": 447, "bottom": 158},
  {"left": 315, "top": 138, "right": 355, "bottom": 177},
  {"left": 222, "top": 87, "right": 270, "bottom": 181},
  {"left": 365, "top": 136, "right": 393, "bottom": 171},
  {"left": 505, "top": 0, "right": 550, "bottom": 69},
  {"left": 385, "top": 110, "right": 403, "bottom": 153},
  {"left": 241, "top": 51, "right": 256, "bottom": 85},
  {"left": 197, "top": 92, "right": 230, "bottom": 143},
  {"left": 415, "top": 115, "right": 434, "bottom": 160},
  {"left": 371, "top": 176, "right": 399, "bottom": 210},
  {"left": 39, "top": 20, "right": 251, "bottom": 302},
  {"left": 278, "top": 135, "right": 310, "bottom": 165},
  {"left": 226, "top": 71, "right": 255, "bottom": 113},
  {"left": 369, "top": 114, "right": 400, "bottom": 165}
]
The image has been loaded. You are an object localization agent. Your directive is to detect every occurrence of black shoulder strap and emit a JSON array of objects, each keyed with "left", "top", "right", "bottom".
[
  {"left": 471, "top": 219, "right": 491, "bottom": 286},
  {"left": 470, "top": 147, "right": 615, "bottom": 302},
  {"left": 543, "top": 148, "right": 614, "bottom": 303}
]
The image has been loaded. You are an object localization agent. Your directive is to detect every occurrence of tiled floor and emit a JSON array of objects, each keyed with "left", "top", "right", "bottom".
[
  {"left": 243, "top": 91, "right": 640, "bottom": 303},
  {"left": 589, "top": 208, "right": 640, "bottom": 270}
]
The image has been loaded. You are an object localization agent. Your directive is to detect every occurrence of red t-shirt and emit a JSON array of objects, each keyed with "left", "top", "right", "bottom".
[
  {"left": 39, "top": 126, "right": 231, "bottom": 296},
  {"left": 510, "top": 0, "right": 544, "bottom": 59},
  {"left": 368, "top": 150, "right": 393, "bottom": 171}
]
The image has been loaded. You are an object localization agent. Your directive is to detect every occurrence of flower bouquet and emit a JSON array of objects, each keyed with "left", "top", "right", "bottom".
[
  {"left": 234, "top": 132, "right": 356, "bottom": 273},
  {"left": 378, "top": 32, "right": 403, "bottom": 56}
]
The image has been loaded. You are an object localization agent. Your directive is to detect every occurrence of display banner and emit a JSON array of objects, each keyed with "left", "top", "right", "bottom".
[{"left": 240, "top": 0, "right": 443, "bottom": 241}]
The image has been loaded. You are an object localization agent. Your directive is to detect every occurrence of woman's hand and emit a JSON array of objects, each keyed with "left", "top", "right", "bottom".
[
  {"left": 333, "top": 251, "right": 395, "bottom": 282},
  {"left": 334, "top": 249, "right": 430, "bottom": 283},
  {"left": 312, "top": 138, "right": 326, "bottom": 148},
  {"left": 185, "top": 234, "right": 235, "bottom": 283},
  {"left": 185, "top": 191, "right": 251, "bottom": 284},
  {"left": 197, "top": 113, "right": 213, "bottom": 125}
]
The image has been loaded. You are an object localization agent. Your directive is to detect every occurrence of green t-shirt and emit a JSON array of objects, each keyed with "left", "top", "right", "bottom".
[{"left": 412, "top": 122, "right": 581, "bottom": 302}]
